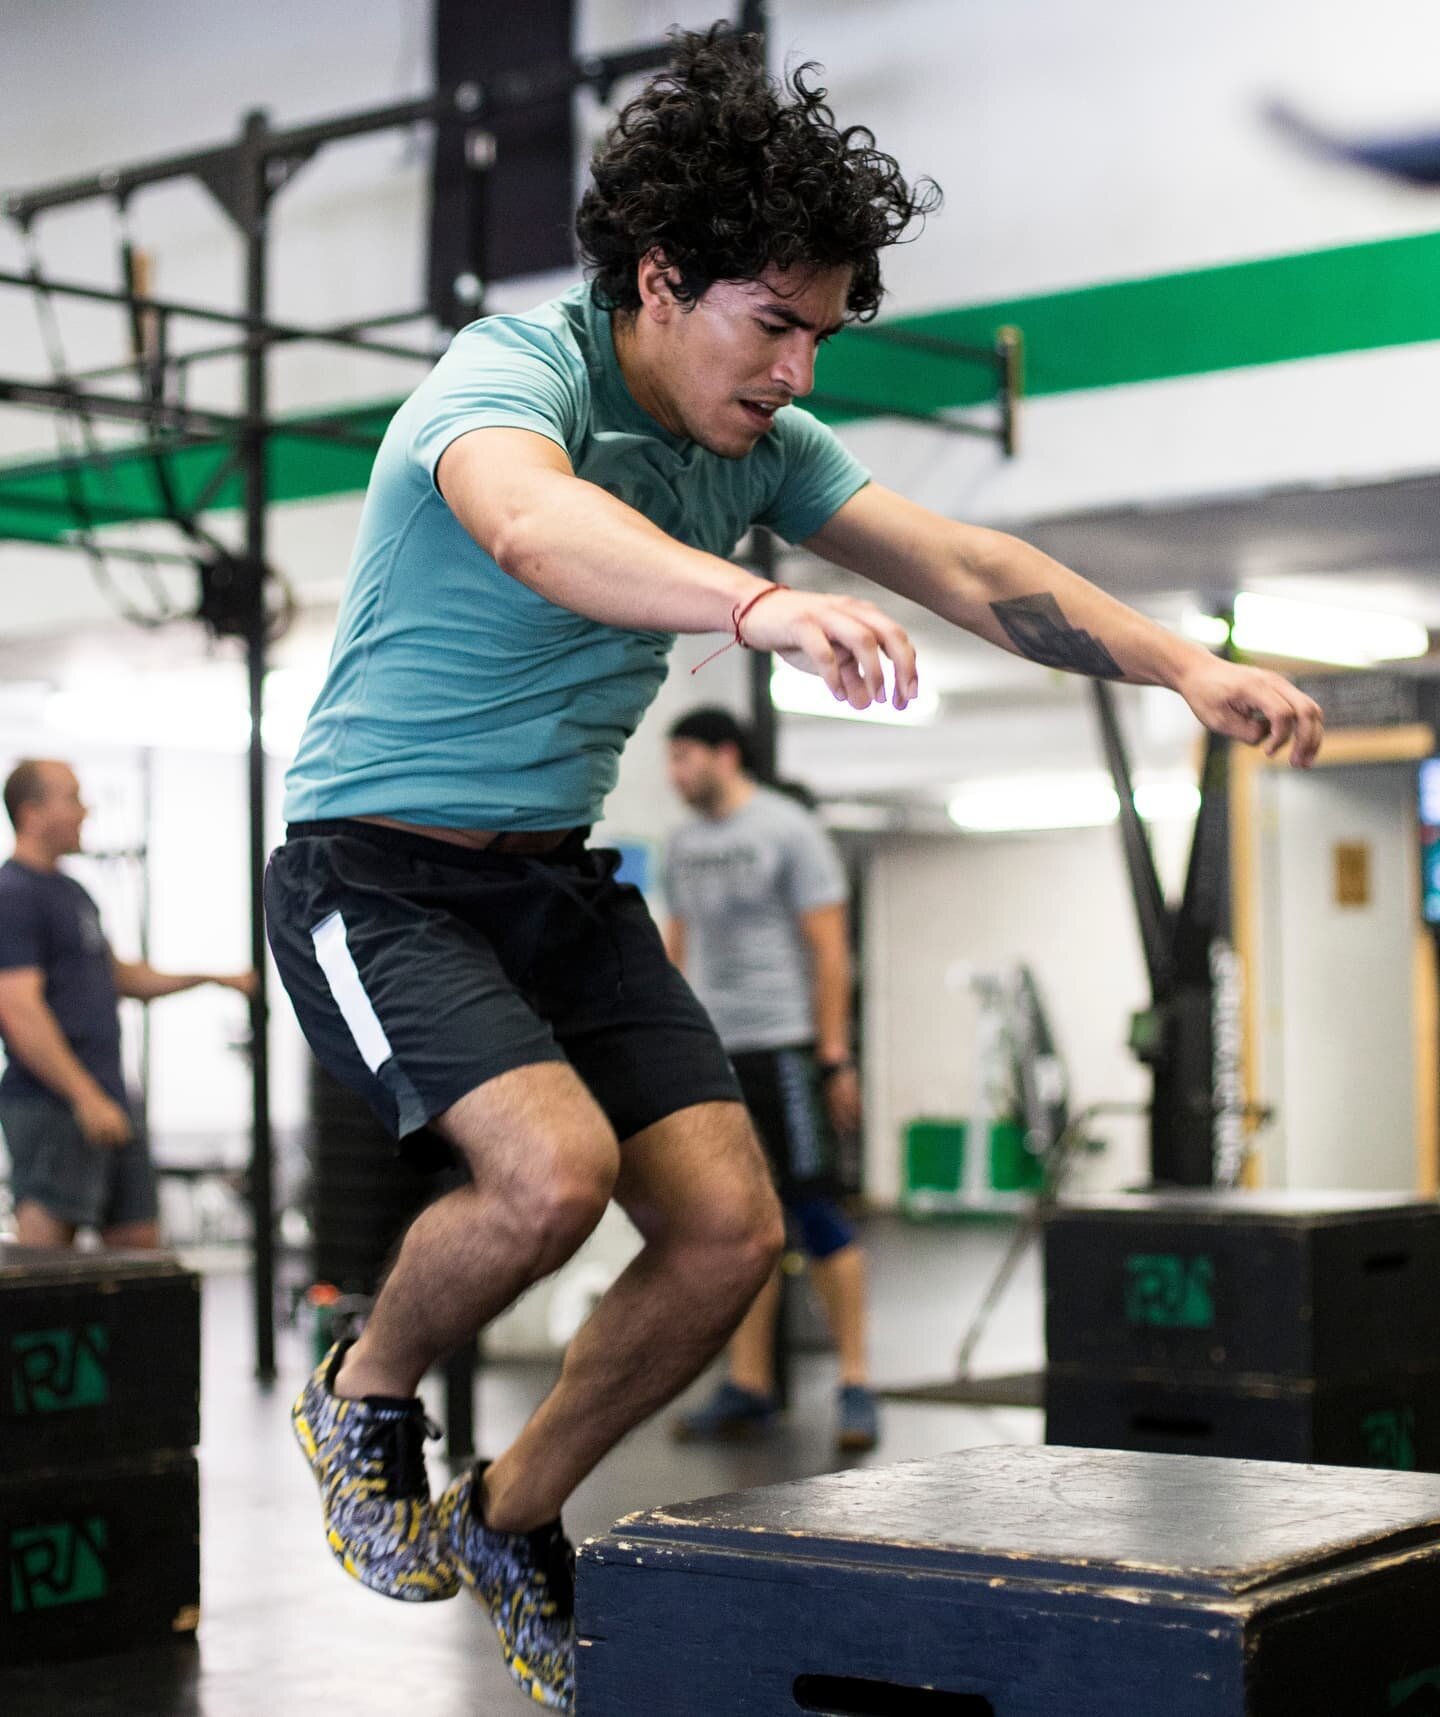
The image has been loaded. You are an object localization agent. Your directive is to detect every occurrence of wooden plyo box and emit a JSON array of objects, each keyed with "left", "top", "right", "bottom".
[
  {"left": 1044, "top": 1191, "right": 1440, "bottom": 1378},
  {"left": 1046, "top": 1364, "right": 1440, "bottom": 1470},
  {"left": 0, "top": 1450, "right": 199, "bottom": 1666},
  {"left": 576, "top": 1446, "right": 1440, "bottom": 1716},
  {"left": 0, "top": 1244, "right": 200, "bottom": 1471}
]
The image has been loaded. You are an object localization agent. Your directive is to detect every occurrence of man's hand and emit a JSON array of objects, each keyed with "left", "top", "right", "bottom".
[
  {"left": 216, "top": 971, "right": 259, "bottom": 1000},
  {"left": 1174, "top": 658, "right": 1325, "bottom": 767},
  {"left": 823, "top": 1064, "right": 863, "bottom": 1138},
  {"left": 739, "top": 590, "right": 919, "bottom": 713},
  {"left": 72, "top": 1088, "right": 133, "bottom": 1149}
]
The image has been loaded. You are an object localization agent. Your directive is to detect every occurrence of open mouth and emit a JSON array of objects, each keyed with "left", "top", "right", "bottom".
[{"left": 739, "top": 399, "right": 780, "bottom": 429}]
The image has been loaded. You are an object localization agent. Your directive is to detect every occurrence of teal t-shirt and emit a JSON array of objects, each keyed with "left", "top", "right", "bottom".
[{"left": 284, "top": 283, "right": 870, "bottom": 831}]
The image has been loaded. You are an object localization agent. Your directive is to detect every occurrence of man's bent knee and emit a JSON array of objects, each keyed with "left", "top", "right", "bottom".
[
  {"left": 742, "top": 1188, "right": 787, "bottom": 1284},
  {"left": 437, "top": 1064, "right": 620, "bottom": 1275},
  {"left": 690, "top": 1183, "right": 785, "bottom": 1312},
  {"left": 525, "top": 1157, "right": 616, "bottom": 1273}
]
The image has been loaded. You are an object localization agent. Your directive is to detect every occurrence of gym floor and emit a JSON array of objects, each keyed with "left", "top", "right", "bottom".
[{"left": 0, "top": 1215, "right": 1043, "bottom": 1717}]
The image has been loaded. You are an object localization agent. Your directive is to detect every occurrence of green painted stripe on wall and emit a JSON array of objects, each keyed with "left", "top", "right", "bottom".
[
  {"left": 823, "top": 227, "right": 1440, "bottom": 421},
  {"left": 0, "top": 405, "right": 393, "bottom": 542},
  {"left": 4, "top": 229, "right": 1439, "bottom": 540}
]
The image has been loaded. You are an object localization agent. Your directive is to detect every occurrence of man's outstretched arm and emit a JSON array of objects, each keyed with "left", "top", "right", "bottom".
[
  {"left": 112, "top": 961, "right": 256, "bottom": 1003},
  {"left": 804, "top": 482, "right": 1324, "bottom": 765},
  {"left": 437, "top": 427, "right": 919, "bottom": 713}
]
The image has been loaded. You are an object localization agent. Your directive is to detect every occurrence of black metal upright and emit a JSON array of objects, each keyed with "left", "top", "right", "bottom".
[
  {"left": 240, "top": 112, "right": 277, "bottom": 1383},
  {"left": 747, "top": 529, "right": 780, "bottom": 783},
  {"left": 1092, "top": 681, "right": 1236, "bottom": 1187}
]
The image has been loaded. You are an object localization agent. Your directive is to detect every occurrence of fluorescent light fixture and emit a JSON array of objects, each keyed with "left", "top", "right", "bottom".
[
  {"left": 46, "top": 682, "right": 250, "bottom": 754},
  {"left": 43, "top": 666, "right": 325, "bottom": 757},
  {"left": 1231, "top": 592, "right": 1428, "bottom": 667},
  {"left": 1133, "top": 777, "right": 1202, "bottom": 821},
  {"left": 947, "top": 771, "right": 1201, "bottom": 834},
  {"left": 1179, "top": 608, "right": 1232, "bottom": 649},
  {"left": 948, "top": 773, "right": 1120, "bottom": 833},
  {"left": 770, "top": 658, "right": 939, "bottom": 725},
  {"left": 818, "top": 800, "right": 896, "bottom": 831}
]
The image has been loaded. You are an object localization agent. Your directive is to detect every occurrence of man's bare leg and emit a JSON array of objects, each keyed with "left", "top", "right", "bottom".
[
  {"left": 336, "top": 1063, "right": 620, "bottom": 1401},
  {"left": 723, "top": 1241, "right": 869, "bottom": 1395},
  {"left": 809, "top": 1243, "right": 869, "bottom": 1387},
  {"left": 482, "top": 1099, "right": 783, "bottom": 1532},
  {"left": 16, "top": 1200, "right": 76, "bottom": 1248},
  {"left": 727, "top": 1266, "right": 783, "bottom": 1395},
  {"left": 102, "top": 1220, "right": 160, "bottom": 1250}
]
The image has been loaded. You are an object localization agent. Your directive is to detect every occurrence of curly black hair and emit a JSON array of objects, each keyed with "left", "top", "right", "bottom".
[{"left": 576, "top": 24, "right": 940, "bottom": 323}]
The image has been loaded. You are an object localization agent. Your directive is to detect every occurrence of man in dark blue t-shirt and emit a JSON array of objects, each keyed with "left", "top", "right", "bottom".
[{"left": 0, "top": 759, "right": 255, "bottom": 1249}]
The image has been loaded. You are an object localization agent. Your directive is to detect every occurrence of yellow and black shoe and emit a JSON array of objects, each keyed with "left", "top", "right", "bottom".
[
  {"left": 435, "top": 1463, "right": 576, "bottom": 1710},
  {"left": 292, "top": 1341, "right": 460, "bottom": 1602}
]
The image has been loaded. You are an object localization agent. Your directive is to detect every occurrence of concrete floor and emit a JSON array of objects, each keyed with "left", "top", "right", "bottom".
[{"left": 0, "top": 1215, "right": 1044, "bottom": 1716}]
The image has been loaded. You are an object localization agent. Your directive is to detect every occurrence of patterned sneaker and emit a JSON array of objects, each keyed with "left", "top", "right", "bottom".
[
  {"left": 836, "top": 1383, "right": 880, "bottom": 1453},
  {"left": 435, "top": 1464, "right": 576, "bottom": 1711},
  {"left": 291, "top": 1340, "right": 459, "bottom": 1602},
  {"left": 671, "top": 1379, "right": 779, "bottom": 1442}
]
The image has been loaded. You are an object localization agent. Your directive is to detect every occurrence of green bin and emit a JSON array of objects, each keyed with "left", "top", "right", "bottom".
[{"left": 902, "top": 1116, "right": 1042, "bottom": 1202}]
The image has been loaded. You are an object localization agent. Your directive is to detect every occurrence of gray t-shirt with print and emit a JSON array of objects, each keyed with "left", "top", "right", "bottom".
[{"left": 662, "top": 785, "right": 847, "bottom": 1053}]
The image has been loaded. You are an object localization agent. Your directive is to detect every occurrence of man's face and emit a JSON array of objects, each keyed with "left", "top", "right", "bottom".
[
  {"left": 668, "top": 739, "right": 731, "bottom": 812},
  {"left": 25, "top": 763, "right": 87, "bottom": 856},
  {"left": 647, "top": 261, "right": 852, "bottom": 459}
]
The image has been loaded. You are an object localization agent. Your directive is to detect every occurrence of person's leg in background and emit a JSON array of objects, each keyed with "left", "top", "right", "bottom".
[
  {"left": 675, "top": 1046, "right": 881, "bottom": 1452},
  {"left": 100, "top": 1120, "right": 161, "bottom": 1250},
  {"left": 790, "top": 1198, "right": 879, "bottom": 1453},
  {"left": 2, "top": 1095, "right": 100, "bottom": 1250},
  {"left": 15, "top": 1199, "right": 76, "bottom": 1247}
]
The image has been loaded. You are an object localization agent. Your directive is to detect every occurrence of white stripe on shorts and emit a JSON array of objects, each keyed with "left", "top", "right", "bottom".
[{"left": 310, "top": 910, "right": 393, "bottom": 1074}]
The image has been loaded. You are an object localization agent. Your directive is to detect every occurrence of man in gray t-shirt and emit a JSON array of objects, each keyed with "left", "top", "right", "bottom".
[{"left": 662, "top": 707, "right": 878, "bottom": 1453}]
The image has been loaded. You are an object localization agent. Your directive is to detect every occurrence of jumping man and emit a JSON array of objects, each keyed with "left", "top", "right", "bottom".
[{"left": 265, "top": 25, "right": 1323, "bottom": 1711}]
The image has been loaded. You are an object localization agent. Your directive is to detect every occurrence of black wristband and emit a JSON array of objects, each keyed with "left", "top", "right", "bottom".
[{"left": 818, "top": 1060, "right": 854, "bottom": 1083}]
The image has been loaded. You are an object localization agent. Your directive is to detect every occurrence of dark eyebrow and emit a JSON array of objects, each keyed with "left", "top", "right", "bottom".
[{"left": 757, "top": 302, "right": 845, "bottom": 339}]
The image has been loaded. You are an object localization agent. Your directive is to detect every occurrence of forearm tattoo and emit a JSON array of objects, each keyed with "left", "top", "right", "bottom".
[{"left": 990, "top": 593, "right": 1125, "bottom": 680}]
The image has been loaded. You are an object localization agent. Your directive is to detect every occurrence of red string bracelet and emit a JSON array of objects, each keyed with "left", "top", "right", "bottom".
[{"left": 691, "top": 582, "right": 789, "bottom": 674}]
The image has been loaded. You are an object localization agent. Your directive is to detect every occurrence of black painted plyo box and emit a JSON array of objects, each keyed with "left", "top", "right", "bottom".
[
  {"left": 1044, "top": 1191, "right": 1440, "bottom": 1378},
  {"left": 0, "top": 1244, "right": 200, "bottom": 1470},
  {"left": 0, "top": 1450, "right": 199, "bottom": 1666},
  {"left": 577, "top": 1447, "right": 1440, "bottom": 1717},
  {"left": 1046, "top": 1365, "right": 1440, "bottom": 1469}
]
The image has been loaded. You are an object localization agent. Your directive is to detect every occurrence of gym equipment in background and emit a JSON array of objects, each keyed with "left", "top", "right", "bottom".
[{"left": 902, "top": 961, "right": 1070, "bottom": 1213}]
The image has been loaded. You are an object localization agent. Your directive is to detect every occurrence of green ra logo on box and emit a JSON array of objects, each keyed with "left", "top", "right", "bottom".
[
  {"left": 1391, "top": 1666, "right": 1440, "bottom": 1712},
  {"left": 10, "top": 1518, "right": 108, "bottom": 1613},
  {"left": 10, "top": 1326, "right": 109, "bottom": 1415},
  {"left": 1123, "top": 1254, "right": 1216, "bottom": 1330},
  {"left": 1362, "top": 1406, "right": 1418, "bottom": 1472}
]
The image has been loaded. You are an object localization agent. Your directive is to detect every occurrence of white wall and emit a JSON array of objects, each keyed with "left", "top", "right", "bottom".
[
  {"left": 1253, "top": 761, "right": 1420, "bottom": 1191},
  {"left": 863, "top": 826, "right": 1153, "bottom": 1205}
]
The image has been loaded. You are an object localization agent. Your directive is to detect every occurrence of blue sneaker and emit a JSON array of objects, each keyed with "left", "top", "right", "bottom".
[
  {"left": 434, "top": 1464, "right": 576, "bottom": 1711},
  {"left": 291, "top": 1341, "right": 459, "bottom": 1602},
  {"left": 672, "top": 1379, "right": 779, "bottom": 1443},
  {"left": 836, "top": 1383, "right": 880, "bottom": 1453}
]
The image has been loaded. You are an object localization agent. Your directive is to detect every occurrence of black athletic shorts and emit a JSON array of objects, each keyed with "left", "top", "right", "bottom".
[
  {"left": 264, "top": 819, "right": 742, "bottom": 1162},
  {"left": 729, "top": 1043, "right": 840, "bottom": 1202}
]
